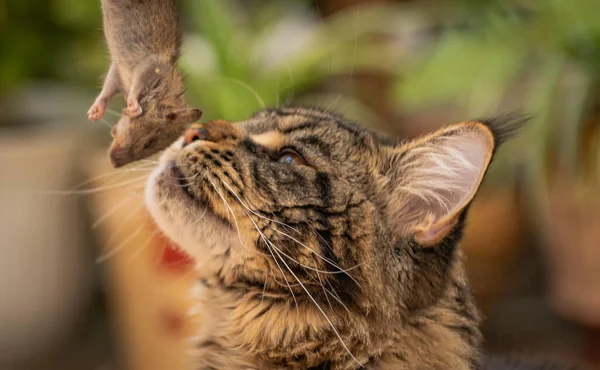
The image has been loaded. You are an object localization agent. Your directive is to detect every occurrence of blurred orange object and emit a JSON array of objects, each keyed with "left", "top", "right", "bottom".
[
  {"left": 546, "top": 181, "right": 600, "bottom": 328},
  {"left": 89, "top": 154, "right": 199, "bottom": 370},
  {"left": 461, "top": 187, "right": 527, "bottom": 312}
]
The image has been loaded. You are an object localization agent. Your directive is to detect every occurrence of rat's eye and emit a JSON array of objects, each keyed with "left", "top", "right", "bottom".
[
  {"left": 144, "top": 139, "right": 155, "bottom": 149},
  {"left": 277, "top": 149, "right": 305, "bottom": 166}
]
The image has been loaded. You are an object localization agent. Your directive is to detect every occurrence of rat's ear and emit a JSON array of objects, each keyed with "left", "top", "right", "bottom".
[
  {"left": 384, "top": 121, "right": 498, "bottom": 246},
  {"left": 165, "top": 108, "right": 202, "bottom": 124}
]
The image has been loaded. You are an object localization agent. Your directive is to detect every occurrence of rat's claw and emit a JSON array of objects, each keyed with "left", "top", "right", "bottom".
[
  {"left": 87, "top": 101, "right": 105, "bottom": 121},
  {"left": 124, "top": 99, "right": 143, "bottom": 117}
]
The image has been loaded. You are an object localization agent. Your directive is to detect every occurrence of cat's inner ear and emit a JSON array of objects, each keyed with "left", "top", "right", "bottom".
[{"left": 386, "top": 122, "right": 495, "bottom": 246}]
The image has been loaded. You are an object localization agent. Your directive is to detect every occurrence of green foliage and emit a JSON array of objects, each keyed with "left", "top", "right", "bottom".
[
  {"left": 180, "top": 0, "right": 395, "bottom": 121},
  {"left": 0, "top": 0, "right": 104, "bottom": 94},
  {"left": 395, "top": 0, "right": 600, "bottom": 187}
]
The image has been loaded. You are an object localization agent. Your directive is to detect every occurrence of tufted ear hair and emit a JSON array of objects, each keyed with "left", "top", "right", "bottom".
[{"left": 384, "top": 116, "right": 527, "bottom": 246}]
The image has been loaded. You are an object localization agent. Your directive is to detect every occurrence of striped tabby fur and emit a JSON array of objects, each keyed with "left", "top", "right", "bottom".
[{"left": 145, "top": 107, "right": 571, "bottom": 369}]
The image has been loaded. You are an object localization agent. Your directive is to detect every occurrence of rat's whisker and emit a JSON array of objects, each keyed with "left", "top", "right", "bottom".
[
  {"left": 104, "top": 108, "right": 122, "bottom": 118},
  {"left": 100, "top": 118, "right": 115, "bottom": 128}
]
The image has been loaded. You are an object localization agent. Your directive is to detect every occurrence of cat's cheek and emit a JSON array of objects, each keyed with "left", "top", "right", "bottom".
[
  {"left": 145, "top": 169, "right": 178, "bottom": 241},
  {"left": 145, "top": 166, "right": 235, "bottom": 265}
]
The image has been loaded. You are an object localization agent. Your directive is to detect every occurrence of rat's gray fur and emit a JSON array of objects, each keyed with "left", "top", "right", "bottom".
[{"left": 88, "top": 0, "right": 201, "bottom": 168}]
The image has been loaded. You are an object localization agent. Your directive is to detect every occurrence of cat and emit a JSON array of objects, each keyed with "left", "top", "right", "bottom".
[{"left": 145, "top": 107, "right": 579, "bottom": 369}]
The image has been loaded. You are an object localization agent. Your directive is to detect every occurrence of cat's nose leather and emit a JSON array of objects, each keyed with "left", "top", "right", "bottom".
[
  {"left": 183, "top": 120, "right": 238, "bottom": 147},
  {"left": 183, "top": 125, "right": 208, "bottom": 146}
]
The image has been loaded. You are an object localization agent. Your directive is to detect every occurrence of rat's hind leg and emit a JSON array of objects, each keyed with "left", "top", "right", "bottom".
[
  {"left": 123, "top": 58, "right": 162, "bottom": 117},
  {"left": 88, "top": 64, "right": 120, "bottom": 121}
]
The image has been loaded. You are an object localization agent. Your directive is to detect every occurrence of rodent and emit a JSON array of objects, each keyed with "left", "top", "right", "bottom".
[{"left": 87, "top": 0, "right": 202, "bottom": 168}]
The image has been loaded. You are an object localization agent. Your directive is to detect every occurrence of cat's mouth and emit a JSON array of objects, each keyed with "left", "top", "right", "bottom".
[
  {"left": 167, "top": 161, "right": 232, "bottom": 228},
  {"left": 171, "top": 162, "right": 197, "bottom": 202}
]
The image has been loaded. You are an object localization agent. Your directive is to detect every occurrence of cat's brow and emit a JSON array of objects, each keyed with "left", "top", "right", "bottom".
[{"left": 249, "top": 131, "right": 286, "bottom": 149}]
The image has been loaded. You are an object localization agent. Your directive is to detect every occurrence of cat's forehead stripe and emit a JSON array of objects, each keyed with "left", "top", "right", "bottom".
[{"left": 276, "top": 114, "right": 318, "bottom": 134}]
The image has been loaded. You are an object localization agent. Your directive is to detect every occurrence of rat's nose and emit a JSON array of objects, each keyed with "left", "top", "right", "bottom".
[
  {"left": 109, "top": 145, "right": 134, "bottom": 168},
  {"left": 182, "top": 120, "right": 238, "bottom": 147}
]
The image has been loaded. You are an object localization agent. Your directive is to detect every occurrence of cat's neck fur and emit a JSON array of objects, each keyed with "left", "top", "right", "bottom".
[{"left": 190, "top": 250, "right": 482, "bottom": 370}]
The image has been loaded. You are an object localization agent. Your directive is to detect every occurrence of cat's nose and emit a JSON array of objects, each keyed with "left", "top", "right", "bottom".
[
  {"left": 182, "top": 120, "right": 239, "bottom": 147},
  {"left": 183, "top": 125, "right": 207, "bottom": 146}
]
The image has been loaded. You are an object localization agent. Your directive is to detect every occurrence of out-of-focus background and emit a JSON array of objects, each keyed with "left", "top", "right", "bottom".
[{"left": 1, "top": 0, "right": 600, "bottom": 369}]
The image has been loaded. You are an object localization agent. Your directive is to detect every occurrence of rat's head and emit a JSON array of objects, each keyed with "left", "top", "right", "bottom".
[
  {"left": 145, "top": 107, "right": 524, "bottom": 321},
  {"left": 109, "top": 107, "right": 202, "bottom": 167}
]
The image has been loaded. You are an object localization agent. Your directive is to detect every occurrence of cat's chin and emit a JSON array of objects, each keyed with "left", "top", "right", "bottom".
[{"left": 144, "top": 141, "right": 235, "bottom": 263}]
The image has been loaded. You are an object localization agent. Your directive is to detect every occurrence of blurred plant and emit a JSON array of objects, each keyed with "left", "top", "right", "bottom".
[
  {"left": 0, "top": 0, "right": 105, "bottom": 94},
  {"left": 179, "top": 0, "right": 406, "bottom": 121},
  {"left": 394, "top": 0, "right": 600, "bottom": 200}
]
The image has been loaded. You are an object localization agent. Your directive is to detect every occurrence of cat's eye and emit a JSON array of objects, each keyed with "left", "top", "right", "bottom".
[
  {"left": 278, "top": 149, "right": 305, "bottom": 166},
  {"left": 144, "top": 139, "right": 155, "bottom": 149}
]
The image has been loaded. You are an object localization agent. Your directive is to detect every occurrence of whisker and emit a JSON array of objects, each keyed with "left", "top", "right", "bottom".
[
  {"left": 284, "top": 64, "right": 296, "bottom": 104},
  {"left": 208, "top": 177, "right": 233, "bottom": 239},
  {"left": 219, "top": 178, "right": 361, "bottom": 282},
  {"left": 323, "top": 93, "right": 342, "bottom": 114},
  {"left": 261, "top": 271, "right": 271, "bottom": 304},
  {"left": 188, "top": 173, "right": 210, "bottom": 225},
  {"left": 96, "top": 223, "right": 145, "bottom": 263},
  {"left": 346, "top": 4, "right": 359, "bottom": 81},
  {"left": 215, "top": 77, "right": 265, "bottom": 109},
  {"left": 35, "top": 174, "right": 149, "bottom": 195},
  {"left": 104, "top": 202, "right": 145, "bottom": 247},
  {"left": 206, "top": 175, "right": 269, "bottom": 258},
  {"left": 104, "top": 108, "right": 122, "bottom": 117},
  {"left": 219, "top": 180, "right": 301, "bottom": 234},
  {"left": 128, "top": 229, "right": 160, "bottom": 261},
  {"left": 67, "top": 168, "right": 132, "bottom": 191},
  {"left": 238, "top": 205, "right": 299, "bottom": 315},
  {"left": 268, "top": 242, "right": 362, "bottom": 367},
  {"left": 316, "top": 270, "right": 334, "bottom": 311},
  {"left": 265, "top": 238, "right": 360, "bottom": 286},
  {"left": 324, "top": 278, "right": 352, "bottom": 314},
  {"left": 92, "top": 196, "right": 132, "bottom": 229},
  {"left": 100, "top": 117, "right": 115, "bottom": 128},
  {"left": 191, "top": 199, "right": 210, "bottom": 225},
  {"left": 215, "top": 177, "right": 362, "bottom": 361},
  {"left": 275, "top": 71, "right": 281, "bottom": 108},
  {"left": 272, "top": 228, "right": 363, "bottom": 282}
]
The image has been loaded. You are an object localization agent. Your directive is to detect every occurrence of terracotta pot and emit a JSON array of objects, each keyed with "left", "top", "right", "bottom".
[
  {"left": 545, "top": 182, "right": 600, "bottom": 328},
  {"left": 461, "top": 187, "right": 527, "bottom": 312}
]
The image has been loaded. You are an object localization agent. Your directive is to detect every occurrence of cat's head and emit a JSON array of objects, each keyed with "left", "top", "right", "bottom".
[{"left": 145, "top": 107, "right": 523, "bottom": 315}]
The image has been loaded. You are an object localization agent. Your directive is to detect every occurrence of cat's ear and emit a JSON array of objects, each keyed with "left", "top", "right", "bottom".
[
  {"left": 166, "top": 107, "right": 202, "bottom": 124},
  {"left": 384, "top": 118, "right": 522, "bottom": 246}
]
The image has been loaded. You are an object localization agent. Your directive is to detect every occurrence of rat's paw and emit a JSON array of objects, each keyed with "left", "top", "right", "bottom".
[
  {"left": 87, "top": 101, "right": 105, "bottom": 121},
  {"left": 124, "top": 99, "right": 143, "bottom": 117}
]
